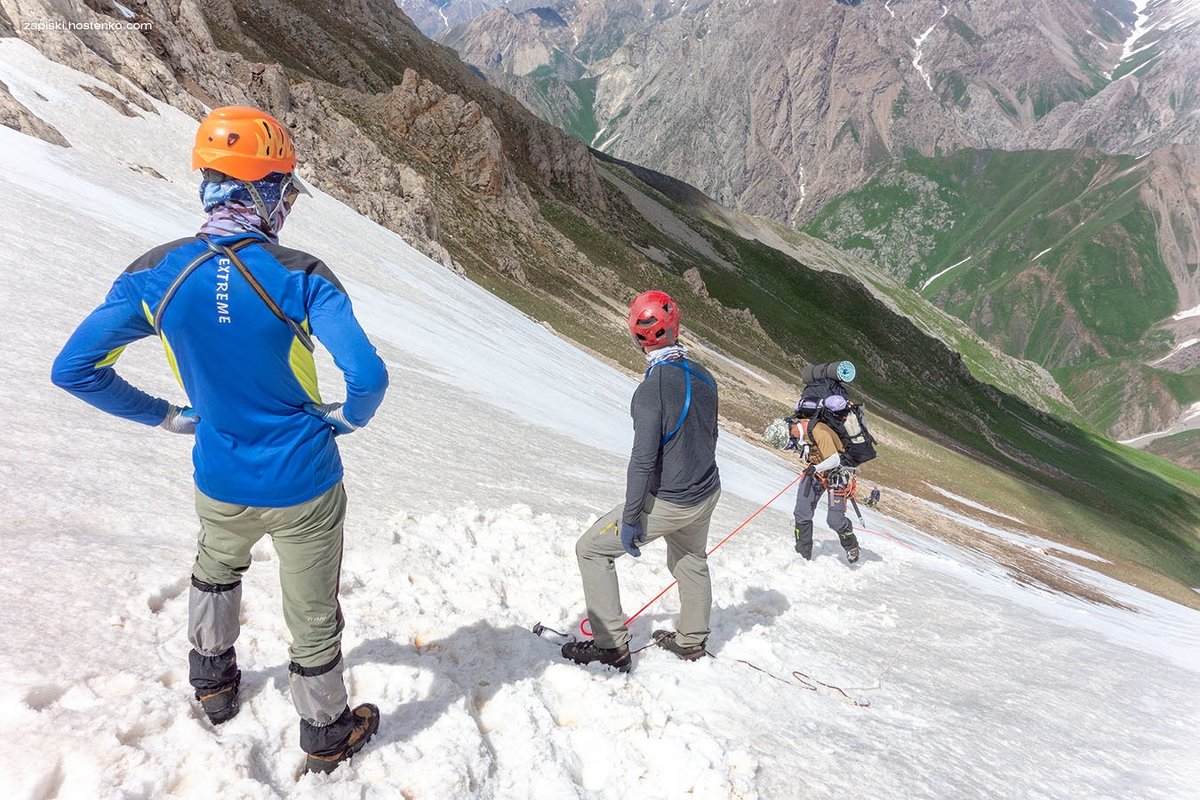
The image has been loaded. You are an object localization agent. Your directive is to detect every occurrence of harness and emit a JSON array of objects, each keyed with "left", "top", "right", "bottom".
[
  {"left": 152, "top": 234, "right": 314, "bottom": 352},
  {"left": 645, "top": 358, "right": 716, "bottom": 445}
]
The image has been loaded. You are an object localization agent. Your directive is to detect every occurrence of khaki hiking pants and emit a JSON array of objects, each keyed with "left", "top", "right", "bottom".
[
  {"left": 575, "top": 490, "right": 721, "bottom": 650},
  {"left": 188, "top": 482, "right": 349, "bottom": 727}
]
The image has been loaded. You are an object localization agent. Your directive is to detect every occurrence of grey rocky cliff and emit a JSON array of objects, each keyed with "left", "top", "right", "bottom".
[
  {"left": 446, "top": 0, "right": 1199, "bottom": 223},
  {"left": 0, "top": 0, "right": 613, "bottom": 272},
  {"left": 0, "top": 77, "right": 68, "bottom": 145}
]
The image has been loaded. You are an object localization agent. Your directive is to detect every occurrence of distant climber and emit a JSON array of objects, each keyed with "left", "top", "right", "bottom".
[
  {"left": 782, "top": 361, "right": 877, "bottom": 564},
  {"left": 793, "top": 394, "right": 862, "bottom": 563}
]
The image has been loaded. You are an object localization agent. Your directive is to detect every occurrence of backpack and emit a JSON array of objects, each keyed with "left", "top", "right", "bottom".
[
  {"left": 794, "top": 361, "right": 877, "bottom": 467},
  {"left": 793, "top": 361, "right": 854, "bottom": 418},
  {"left": 794, "top": 377, "right": 847, "bottom": 419},
  {"left": 810, "top": 404, "right": 877, "bottom": 467}
]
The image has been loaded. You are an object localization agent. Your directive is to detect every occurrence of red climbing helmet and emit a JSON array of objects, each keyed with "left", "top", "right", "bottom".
[{"left": 627, "top": 290, "right": 680, "bottom": 348}]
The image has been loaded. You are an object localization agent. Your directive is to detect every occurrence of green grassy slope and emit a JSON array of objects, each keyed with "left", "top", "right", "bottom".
[
  {"left": 748, "top": 221, "right": 1087, "bottom": 427},
  {"left": 806, "top": 149, "right": 1178, "bottom": 367},
  {"left": 804, "top": 148, "right": 1196, "bottom": 440},
  {"left": 1053, "top": 361, "right": 1200, "bottom": 435},
  {"left": 557, "top": 154, "right": 1200, "bottom": 587},
  {"left": 1146, "top": 430, "right": 1200, "bottom": 471}
]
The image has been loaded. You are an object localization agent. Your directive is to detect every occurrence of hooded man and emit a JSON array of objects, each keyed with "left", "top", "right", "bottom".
[
  {"left": 562, "top": 291, "right": 722, "bottom": 671},
  {"left": 51, "top": 106, "right": 387, "bottom": 774}
]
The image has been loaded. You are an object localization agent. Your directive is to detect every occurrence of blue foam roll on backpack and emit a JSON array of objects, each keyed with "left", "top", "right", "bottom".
[
  {"left": 796, "top": 361, "right": 854, "bottom": 417},
  {"left": 800, "top": 360, "right": 855, "bottom": 385}
]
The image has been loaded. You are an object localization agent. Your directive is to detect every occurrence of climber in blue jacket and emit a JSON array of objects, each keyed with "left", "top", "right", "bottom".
[{"left": 51, "top": 106, "right": 387, "bottom": 775}]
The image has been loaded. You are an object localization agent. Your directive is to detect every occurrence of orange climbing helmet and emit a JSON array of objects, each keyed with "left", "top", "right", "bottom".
[{"left": 191, "top": 106, "right": 298, "bottom": 181}]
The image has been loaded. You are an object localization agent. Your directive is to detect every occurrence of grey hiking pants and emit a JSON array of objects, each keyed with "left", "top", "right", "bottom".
[
  {"left": 793, "top": 473, "right": 857, "bottom": 558},
  {"left": 188, "top": 483, "right": 349, "bottom": 729},
  {"left": 575, "top": 490, "right": 721, "bottom": 650}
]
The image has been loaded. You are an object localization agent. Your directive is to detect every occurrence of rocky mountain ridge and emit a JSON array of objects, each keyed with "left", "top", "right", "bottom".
[
  {"left": 444, "top": 0, "right": 1200, "bottom": 220},
  {"left": 396, "top": 0, "right": 545, "bottom": 37},
  {"left": 441, "top": 0, "right": 1200, "bottom": 443}
]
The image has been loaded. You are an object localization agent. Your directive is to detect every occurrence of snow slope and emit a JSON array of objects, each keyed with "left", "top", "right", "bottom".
[{"left": 1, "top": 39, "right": 1199, "bottom": 800}]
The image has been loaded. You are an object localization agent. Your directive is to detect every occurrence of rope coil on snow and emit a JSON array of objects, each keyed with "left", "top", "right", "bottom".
[{"left": 733, "top": 659, "right": 871, "bottom": 707}]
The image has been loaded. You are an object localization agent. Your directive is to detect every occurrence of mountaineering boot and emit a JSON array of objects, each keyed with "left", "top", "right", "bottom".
[
  {"left": 196, "top": 670, "right": 241, "bottom": 725},
  {"left": 793, "top": 523, "right": 813, "bottom": 560},
  {"left": 653, "top": 630, "right": 707, "bottom": 661},
  {"left": 561, "top": 640, "right": 632, "bottom": 673},
  {"left": 838, "top": 528, "right": 860, "bottom": 564},
  {"left": 303, "top": 704, "right": 381, "bottom": 775}
]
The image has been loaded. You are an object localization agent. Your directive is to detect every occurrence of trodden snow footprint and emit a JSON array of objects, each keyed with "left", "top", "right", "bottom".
[
  {"left": 147, "top": 577, "right": 190, "bottom": 614},
  {"left": 24, "top": 684, "right": 68, "bottom": 711}
]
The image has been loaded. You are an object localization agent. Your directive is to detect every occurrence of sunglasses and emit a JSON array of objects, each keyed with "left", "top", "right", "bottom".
[
  {"left": 246, "top": 173, "right": 312, "bottom": 226},
  {"left": 203, "top": 169, "right": 310, "bottom": 207}
]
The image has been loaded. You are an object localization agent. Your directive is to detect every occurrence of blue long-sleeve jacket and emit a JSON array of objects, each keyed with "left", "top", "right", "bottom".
[{"left": 51, "top": 233, "right": 388, "bottom": 507}]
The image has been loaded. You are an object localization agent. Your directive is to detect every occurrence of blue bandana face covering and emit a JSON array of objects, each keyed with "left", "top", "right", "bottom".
[{"left": 198, "top": 172, "right": 300, "bottom": 242}]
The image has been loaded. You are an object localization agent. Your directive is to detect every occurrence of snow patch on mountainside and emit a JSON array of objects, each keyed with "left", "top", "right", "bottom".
[
  {"left": 1174, "top": 302, "right": 1200, "bottom": 320},
  {"left": 1119, "top": 401, "right": 1200, "bottom": 445},
  {"left": 1150, "top": 337, "right": 1198, "bottom": 365},
  {"left": 919, "top": 255, "right": 970, "bottom": 291},
  {"left": 1109, "top": 0, "right": 1200, "bottom": 78},
  {"left": 1120, "top": 0, "right": 1155, "bottom": 63},
  {"left": 911, "top": 4, "right": 949, "bottom": 91},
  {"left": 924, "top": 484, "right": 1025, "bottom": 524}
]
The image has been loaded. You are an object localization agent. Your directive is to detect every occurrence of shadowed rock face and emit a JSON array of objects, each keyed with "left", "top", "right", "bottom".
[{"left": 0, "top": 78, "right": 68, "bottom": 146}]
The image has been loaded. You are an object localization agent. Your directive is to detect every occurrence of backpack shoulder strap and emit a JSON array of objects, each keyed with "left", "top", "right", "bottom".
[
  {"left": 199, "top": 234, "right": 315, "bottom": 353},
  {"left": 646, "top": 358, "right": 716, "bottom": 446},
  {"left": 152, "top": 236, "right": 259, "bottom": 337},
  {"left": 804, "top": 413, "right": 821, "bottom": 447}
]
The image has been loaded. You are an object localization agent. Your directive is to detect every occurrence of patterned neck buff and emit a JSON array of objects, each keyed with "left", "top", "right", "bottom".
[
  {"left": 645, "top": 343, "right": 688, "bottom": 366},
  {"left": 199, "top": 201, "right": 275, "bottom": 241},
  {"left": 197, "top": 174, "right": 294, "bottom": 242}
]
